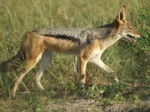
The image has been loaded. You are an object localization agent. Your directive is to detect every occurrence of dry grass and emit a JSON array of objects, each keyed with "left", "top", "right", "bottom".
[{"left": 0, "top": 0, "right": 150, "bottom": 111}]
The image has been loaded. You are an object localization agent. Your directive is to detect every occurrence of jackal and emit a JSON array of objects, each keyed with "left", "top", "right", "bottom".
[{"left": 0, "top": 5, "right": 141, "bottom": 96}]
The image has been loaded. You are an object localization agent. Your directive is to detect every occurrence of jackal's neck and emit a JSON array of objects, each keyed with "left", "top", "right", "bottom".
[
  {"left": 93, "top": 22, "right": 116, "bottom": 38},
  {"left": 96, "top": 22, "right": 120, "bottom": 50}
]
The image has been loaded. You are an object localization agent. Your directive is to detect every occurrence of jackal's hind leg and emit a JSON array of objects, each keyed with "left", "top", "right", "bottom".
[
  {"left": 35, "top": 51, "right": 52, "bottom": 90},
  {"left": 12, "top": 58, "right": 40, "bottom": 97}
]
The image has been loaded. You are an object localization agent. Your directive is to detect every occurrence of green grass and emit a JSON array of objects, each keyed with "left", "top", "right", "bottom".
[{"left": 0, "top": 0, "right": 150, "bottom": 111}]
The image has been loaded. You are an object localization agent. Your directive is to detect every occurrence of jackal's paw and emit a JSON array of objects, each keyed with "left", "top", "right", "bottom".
[
  {"left": 36, "top": 85, "right": 45, "bottom": 91},
  {"left": 80, "top": 82, "right": 85, "bottom": 89},
  {"left": 104, "top": 66, "right": 114, "bottom": 73},
  {"left": 108, "top": 69, "right": 114, "bottom": 73},
  {"left": 78, "top": 81, "right": 86, "bottom": 90},
  {"left": 114, "top": 77, "right": 119, "bottom": 83},
  {"left": 36, "top": 81, "right": 45, "bottom": 91}
]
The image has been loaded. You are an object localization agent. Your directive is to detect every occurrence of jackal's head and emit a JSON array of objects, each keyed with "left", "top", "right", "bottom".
[{"left": 115, "top": 5, "right": 141, "bottom": 42}]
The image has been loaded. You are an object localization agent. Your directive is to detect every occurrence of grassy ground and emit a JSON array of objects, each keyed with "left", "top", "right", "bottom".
[{"left": 0, "top": 0, "right": 150, "bottom": 111}]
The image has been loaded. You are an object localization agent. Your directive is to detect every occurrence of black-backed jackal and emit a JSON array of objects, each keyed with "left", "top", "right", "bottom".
[{"left": 0, "top": 5, "right": 141, "bottom": 96}]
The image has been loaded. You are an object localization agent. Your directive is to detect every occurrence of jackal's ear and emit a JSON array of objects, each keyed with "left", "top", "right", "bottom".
[{"left": 117, "top": 5, "right": 127, "bottom": 24}]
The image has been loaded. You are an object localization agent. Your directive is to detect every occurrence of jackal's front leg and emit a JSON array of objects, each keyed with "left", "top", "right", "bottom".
[
  {"left": 78, "top": 56, "right": 88, "bottom": 88},
  {"left": 98, "top": 60, "right": 114, "bottom": 73},
  {"left": 89, "top": 57, "right": 114, "bottom": 73},
  {"left": 89, "top": 57, "right": 119, "bottom": 82}
]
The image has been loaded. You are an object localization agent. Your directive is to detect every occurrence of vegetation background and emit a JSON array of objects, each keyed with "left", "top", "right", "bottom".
[{"left": 0, "top": 0, "right": 150, "bottom": 111}]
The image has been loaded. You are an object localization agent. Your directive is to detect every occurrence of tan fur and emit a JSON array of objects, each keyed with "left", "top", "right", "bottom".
[
  {"left": 44, "top": 36, "right": 80, "bottom": 53},
  {"left": 0, "top": 5, "right": 141, "bottom": 96}
]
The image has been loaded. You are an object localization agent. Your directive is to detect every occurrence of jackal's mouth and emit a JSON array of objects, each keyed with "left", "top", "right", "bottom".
[{"left": 127, "top": 34, "right": 137, "bottom": 43}]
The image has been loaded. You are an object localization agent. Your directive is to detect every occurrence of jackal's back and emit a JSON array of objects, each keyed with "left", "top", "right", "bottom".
[{"left": 33, "top": 28, "right": 89, "bottom": 44}]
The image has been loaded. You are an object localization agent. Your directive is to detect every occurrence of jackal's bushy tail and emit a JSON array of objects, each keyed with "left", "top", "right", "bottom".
[
  {"left": 0, "top": 34, "right": 27, "bottom": 73},
  {"left": 0, "top": 50, "right": 25, "bottom": 73}
]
